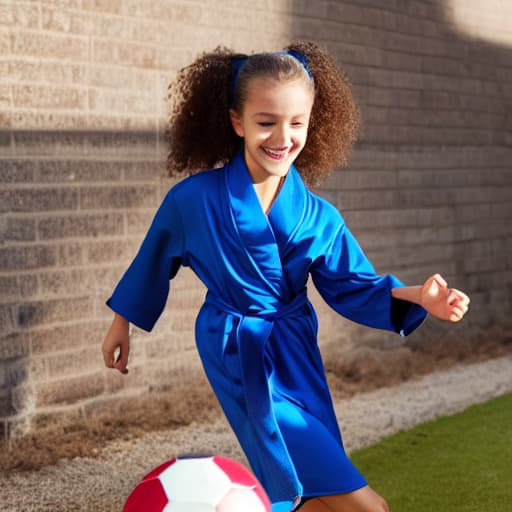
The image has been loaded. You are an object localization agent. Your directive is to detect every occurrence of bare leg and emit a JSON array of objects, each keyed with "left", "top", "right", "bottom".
[{"left": 299, "top": 486, "right": 389, "bottom": 512}]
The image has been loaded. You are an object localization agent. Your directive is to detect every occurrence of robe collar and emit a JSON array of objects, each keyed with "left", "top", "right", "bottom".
[{"left": 225, "top": 152, "right": 307, "bottom": 299}]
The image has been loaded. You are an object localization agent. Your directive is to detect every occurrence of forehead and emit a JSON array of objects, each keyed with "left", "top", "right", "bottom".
[{"left": 243, "top": 77, "right": 314, "bottom": 114}]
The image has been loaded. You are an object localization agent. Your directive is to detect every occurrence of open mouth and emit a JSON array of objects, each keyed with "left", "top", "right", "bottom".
[{"left": 262, "top": 147, "right": 289, "bottom": 161}]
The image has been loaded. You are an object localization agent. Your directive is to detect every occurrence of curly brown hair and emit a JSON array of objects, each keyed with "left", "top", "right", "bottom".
[{"left": 166, "top": 40, "right": 359, "bottom": 187}]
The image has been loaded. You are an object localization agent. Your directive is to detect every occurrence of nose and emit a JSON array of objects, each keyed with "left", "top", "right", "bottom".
[{"left": 272, "top": 123, "right": 291, "bottom": 148}]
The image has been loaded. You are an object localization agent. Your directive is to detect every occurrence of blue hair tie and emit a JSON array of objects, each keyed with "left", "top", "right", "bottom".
[
  {"left": 230, "top": 55, "right": 248, "bottom": 106},
  {"left": 283, "top": 49, "right": 313, "bottom": 78},
  {"left": 230, "top": 50, "right": 312, "bottom": 107}
]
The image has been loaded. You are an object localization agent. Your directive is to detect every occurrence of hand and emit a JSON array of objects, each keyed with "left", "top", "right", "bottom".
[
  {"left": 420, "top": 274, "right": 470, "bottom": 322},
  {"left": 102, "top": 314, "right": 130, "bottom": 374}
]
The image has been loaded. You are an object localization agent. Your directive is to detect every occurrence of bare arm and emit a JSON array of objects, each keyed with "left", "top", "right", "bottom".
[
  {"left": 392, "top": 273, "right": 470, "bottom": 322},
  {"left": 102, "top": 313, "right": 130, "bottom": 374}
]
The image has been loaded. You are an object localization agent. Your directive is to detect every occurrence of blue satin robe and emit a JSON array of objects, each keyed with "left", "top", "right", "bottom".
[{"left": 107, "top": 152, "right": 427, "bottom": 511}]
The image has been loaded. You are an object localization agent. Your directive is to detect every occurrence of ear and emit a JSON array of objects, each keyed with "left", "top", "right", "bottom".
[{"left": 229, "top": 109, "right": 244, "bottom": 138}]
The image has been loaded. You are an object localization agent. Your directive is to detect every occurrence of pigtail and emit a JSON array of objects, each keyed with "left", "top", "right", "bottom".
[
  {"left": 166, "top": 47, "right": 243, "bottom": 177},
  {"left": 285, "top": 41, "right": 359, "bottom": 187}
]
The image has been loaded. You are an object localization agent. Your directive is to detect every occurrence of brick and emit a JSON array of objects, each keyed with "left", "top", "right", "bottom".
[
  {"left": 343, "top": 207, "right": 456, "bottom": 230},
  {"left": 328, "top": 3, "right": 396, "bottom": 31},
  {"left": 85, "top": 239, "right": 138, "bottom": 264},
  {"left": 42, "top": 6, "right": 94, "bottom": 34},
  {"left": 79, "top": 319, "right": 112, "bottom": 346},
  {"left": 0, "top": 126, "right": 10, "bottom": 158},
  {"left": 92, "top": 38, "right": 158, "bottom": 69},
  {"left": 12, "top": 130, "right": 91, "bottom": 158},
  {"left": 83, "top": 0, "right": 123, "bottom": 14},
  {"left": 338, "top": 189, "right": 398, "bottom": 210},
  {"left": 0, "top": 85, "right": 11, "bottom": 109},
  {"left": 80, "top": 185, "right": 157, "bottom": 209},
  {"left": 281, "top": 0, "right": 329, "bottom": 18},
  {"left": 0, "top": 3, "right": 40, "bottom": 30},
  {"left": 36, "top": 371, "right": 105, "bottom": 406},
  {"left": 11, "top": 110, "right": 83, "bottom": 132},
  {"left": 8, "top": 59, "right": 88, "bottom": 86},
  {"left": 12, "top": 30, "right": 89, "bottom": 62},
  {"left": 15, "top": 272, "right": 39, "bottom": 299},
  {"left": 16, "top": 297, "right": 92, "bottom": 329},
  {"left": 37, "top": 212, "right": 124, "bottom": 240},
  {"left": 11, "top": 111, "right": 88, "bottom": 132},
  {"left": 13, "top": 84, "right": 88, "bottom": 110},
  {"left": 39, "top": 0, "right": 83, "bottom": 8},
  {"left": 46, "top": 346, "right": 102, "bottom": 378},
  {"left": 86, "top": 113, "right": 157, "bottom": 131},
  {"left": 0, "top": 217, "right": 36, "bottom": 242},
  {"left": 323, "top": 169, "right": 396, "bottom": 190},
  {"left": 4, "top": 358, "right": 29, "bottom": 388},
  {"left": 0, "top": 160, "right": 36, "bottom": 182},
  {"left": 0, "top": 277, "right": 19, "bottom": 303},
  {"left": 166, "top": 309, "right": 197, "bottom": 333},
  {"left": 39, "top": 268, "right": 94, "bottom": 297},
  {"left": 145, "top": 331, "right": 193, "bottom": 358},
  {"left": 0, "top": 390, "right": 16, "bottom": 418},
  {"left": 0, "top": 27, "right": 10, "bottom": 54},
  {"left": 103, "top": 363, "right": 145, "bottom": 393},
  {"left": 81, "top": 130, "right": 158, "bottom": 158},
  {"left": 87, "top": 64, "right": 135, "bottom": 89},
  {"left": 123, "top": 161, "right": 165, "bottom": 181},
  {"left": 126, "top": 211, "right": 154, "bottom": 235},
  {"left": 0, "top": 245, "right": 56, "bottom": 272},
  {"left": 89, "top": 87, "right": 158, "bottom": 115},
  {"left": 0, "top": 187, "right": 77, "bottom": 213},
  {"left": 31, "top": 324, "right": 86, "bottom": 354},
  {"left": 93, "top": 266, "right": 132, "bottom": 294},
  {"left": 123, "top": 0, "right": 202, "bottom": 23},
  {"left": 91, "top": 10, "right": 126, "bottom": 39},
  {"left": 5, "top": 272, "right": 40, "bottom": 307},
  {"left": 398, "top": 169, "right": 512, "bottom": 188},
  {"left": 0, "top": 333, "right": 30, "bottom": 359},
  {"left": 38, "top": 159, "right": 123, "bottom": 182},
  {"left": 56, "top": 242, "right": 83, "bottom": 266}
]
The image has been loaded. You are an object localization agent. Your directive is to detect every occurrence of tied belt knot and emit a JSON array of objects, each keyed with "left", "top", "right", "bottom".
[{"left": 205, "top": 290, "right": 309, "bottom": 434}]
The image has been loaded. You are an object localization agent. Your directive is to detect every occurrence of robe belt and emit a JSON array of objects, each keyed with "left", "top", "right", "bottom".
[{"left": 204, "top": 290, "right": 309, "bottom": 498}]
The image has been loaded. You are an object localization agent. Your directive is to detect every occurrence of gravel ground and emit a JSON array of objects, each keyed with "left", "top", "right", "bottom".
[{"left": 1, "top": 355, "right": 511, "bottom": 511}]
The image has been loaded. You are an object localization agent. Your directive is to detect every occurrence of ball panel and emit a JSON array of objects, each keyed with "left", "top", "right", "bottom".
[
  {"left": 123, "top": 478, "right": 168, "bottom": 512},
  {"left": 217, "top": 487, "right": 269, "bottom": 512},
  {"left": 144, "top": 458, "right": 177, "bottom": 481},
  {"left": 212, "top": 456, "right": 256, "bottom": 487},
  {"left": 159, "top": 457, "right": 231, "bottom": 505},
  {"left": 162, "top": 503, "right": 215, "bottom": 512},
  {"left": 213, "top": 457, "right": 271, "bottom": 511}
]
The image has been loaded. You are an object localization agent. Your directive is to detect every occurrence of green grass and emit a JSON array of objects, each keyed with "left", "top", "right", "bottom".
[{"left": 351, "top": 392, "right": 512, "bottom": 511}]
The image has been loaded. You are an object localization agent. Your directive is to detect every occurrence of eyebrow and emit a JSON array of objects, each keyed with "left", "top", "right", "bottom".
[{"left": 253, "top": 112, "right": 308, "bottom": 118}]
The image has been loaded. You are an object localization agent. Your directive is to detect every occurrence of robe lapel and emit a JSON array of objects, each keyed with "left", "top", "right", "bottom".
[
  {"left": 268, "top": 164, "right": 307, "bottom": 252},
  {"left": 226, "top": 152, "right": 283, "bottom": 295}
]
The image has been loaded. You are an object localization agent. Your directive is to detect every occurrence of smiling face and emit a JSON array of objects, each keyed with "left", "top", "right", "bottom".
[{"left": 230, "top": 77, "right": 314, "bottom": 184}]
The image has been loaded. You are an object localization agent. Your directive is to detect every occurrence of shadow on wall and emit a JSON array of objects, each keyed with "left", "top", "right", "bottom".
[{"left": 1, "top": 0, "right": 512, "bottom": 440}]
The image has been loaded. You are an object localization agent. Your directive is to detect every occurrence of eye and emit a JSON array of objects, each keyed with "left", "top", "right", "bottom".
[{"left": 257, "top": 122, "right": 275, "bottom": 127}]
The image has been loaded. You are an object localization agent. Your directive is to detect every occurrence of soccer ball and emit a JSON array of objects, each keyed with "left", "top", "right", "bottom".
[{"left": 123, "top": 455, "right": 271, "bottom": 511}]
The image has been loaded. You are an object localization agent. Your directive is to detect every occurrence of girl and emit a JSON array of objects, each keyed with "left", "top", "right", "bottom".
[{"left": 102, "top": 41, "right": 469, "bottom": 512}]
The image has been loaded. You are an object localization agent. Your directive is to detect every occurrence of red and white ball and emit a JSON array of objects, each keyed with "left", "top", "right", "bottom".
[{"left": 123, "top": 455, "right": 271, "bottom": 512}]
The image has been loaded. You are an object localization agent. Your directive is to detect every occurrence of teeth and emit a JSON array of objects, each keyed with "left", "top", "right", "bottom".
[{"left": 264, "top": 148, "right": 285, "bottom": 157}]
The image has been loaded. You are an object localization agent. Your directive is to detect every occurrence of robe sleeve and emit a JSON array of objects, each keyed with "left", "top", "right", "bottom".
[
  {"left": 310, "top": 223, "right": 427, "bottom": 336},
  {"left": 106, "top": 190, "right": 184, "bottom": 332}
]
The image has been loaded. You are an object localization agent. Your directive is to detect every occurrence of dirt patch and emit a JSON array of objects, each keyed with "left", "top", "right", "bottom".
[
  {"left": 2, "top": 333, "right": 511, "bottom": 474},
  {"left": 326, "top": 329, "right": 512, "bottom": 397}
]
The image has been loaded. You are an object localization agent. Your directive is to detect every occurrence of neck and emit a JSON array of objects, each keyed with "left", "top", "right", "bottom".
[{"left": 253, "top": 175, "right": 285, "bottom": 214}]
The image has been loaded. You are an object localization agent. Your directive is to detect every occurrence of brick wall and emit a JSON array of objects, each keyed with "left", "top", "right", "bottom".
[{"left": 1, "top": 1, "right": 511, "bottom": 439}]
